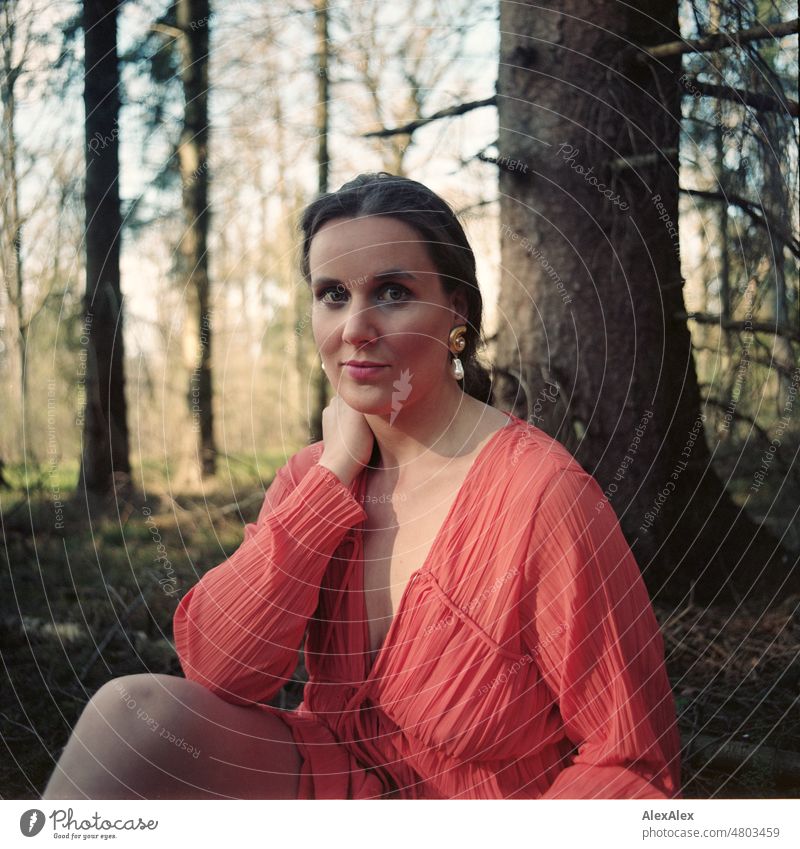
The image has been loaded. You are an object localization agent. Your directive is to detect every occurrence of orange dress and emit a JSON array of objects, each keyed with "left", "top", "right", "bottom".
[{"left": 172, "top": 411, "right": 682, "bottom": 799}]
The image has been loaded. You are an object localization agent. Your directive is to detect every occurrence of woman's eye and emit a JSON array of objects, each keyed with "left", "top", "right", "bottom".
[
  {"left": 317, "top": 286, "right": 347, "bottom": 304},
  {"left": 377, "top": 284, "right": 410, "bottom": 304}
]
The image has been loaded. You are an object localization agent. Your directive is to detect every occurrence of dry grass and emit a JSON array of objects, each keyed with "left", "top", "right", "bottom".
[{"left": 657, "top": 595, "right": 800, "bottom": 797}]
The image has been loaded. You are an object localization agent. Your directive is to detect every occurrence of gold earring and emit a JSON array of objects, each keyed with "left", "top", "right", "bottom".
[{"left": 448, "top": 325, "right": 467, "bottom": 381}]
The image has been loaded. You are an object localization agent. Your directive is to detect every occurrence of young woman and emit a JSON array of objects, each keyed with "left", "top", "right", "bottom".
[{"left": 43, "top": 172, "right": 682, "bottom": 800}]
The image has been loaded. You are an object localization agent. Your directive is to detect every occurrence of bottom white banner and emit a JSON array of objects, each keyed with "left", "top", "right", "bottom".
[{"left": 2, "top": 798, "right": 798, "bottom": 849}]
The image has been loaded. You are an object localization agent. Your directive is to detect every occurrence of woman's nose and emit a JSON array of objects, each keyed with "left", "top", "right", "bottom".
[{"left": 341, "top": 300, "right": 381, "bottom": 346}]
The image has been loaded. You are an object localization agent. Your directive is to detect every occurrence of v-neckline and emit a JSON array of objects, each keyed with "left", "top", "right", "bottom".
[{"left": 356, "top": 410, "right": 517, "bottom": 679}]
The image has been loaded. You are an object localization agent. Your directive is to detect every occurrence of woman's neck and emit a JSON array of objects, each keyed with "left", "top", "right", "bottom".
[{"left": 364, "top": 389, "right": 490, "bottom": 474}]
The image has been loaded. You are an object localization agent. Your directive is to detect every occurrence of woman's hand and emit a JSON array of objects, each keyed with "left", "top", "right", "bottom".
[{"left": 318, "top": 395, "right": 375, "bottom": 487}]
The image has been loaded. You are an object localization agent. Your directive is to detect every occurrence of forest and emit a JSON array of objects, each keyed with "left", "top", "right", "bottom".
[{"left": 0, "top": 0, "right": 798, "bottom": 801}]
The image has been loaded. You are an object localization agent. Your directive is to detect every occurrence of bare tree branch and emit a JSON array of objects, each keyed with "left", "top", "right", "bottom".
[
  {"left": 677, "top": 311, "right": 800, "bottom": 343},
  {"left": 149, "top": 22, "right": 183, "bottom": 40},
  {"left": 680, "top": 187, "right": 800, "bottom": 259},
  {"left": 680, "top": 75, "right": 799, "bottom": 117},
  {"left": 362, "top": 95, "right": 497, "bottom": 139},
  {"left": 644, "top": 18, "right": 799, "bottom": 60},
  {"left": 692, "top": 342, "right": 798, "bottom": 381},
  {"left": 343, "top": 2, "right": 481, "bottom": 171},
  {"left": 698, "top": 390, "right": 776, "bottom": 444},
  {"left": 454, "top": 197, "right": 498, "bottom": 217}
]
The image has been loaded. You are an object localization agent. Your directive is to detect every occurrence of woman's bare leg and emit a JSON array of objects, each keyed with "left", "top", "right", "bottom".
[{"left": 42, "top": 673, "right": 303, "bottom": 799}]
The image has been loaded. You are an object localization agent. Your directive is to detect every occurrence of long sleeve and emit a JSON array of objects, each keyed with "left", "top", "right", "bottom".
[
  {"left": 520, "top": 468, "right": 682, "bottom": 799},
  {"left": 172, "top": 461, "right": 367, "bottom": 706}
]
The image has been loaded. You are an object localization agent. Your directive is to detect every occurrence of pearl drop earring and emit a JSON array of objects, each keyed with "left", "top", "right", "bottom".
[{"left": 448, "top": 325, "right": 467, "bottom": 381}]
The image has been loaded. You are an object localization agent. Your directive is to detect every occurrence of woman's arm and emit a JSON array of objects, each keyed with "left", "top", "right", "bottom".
[
  {"left": 520, "top": 468, "right": 682, "bottom": 799},
  {"left": 172, "top": 460, "right": 367, "bottom": 706}
]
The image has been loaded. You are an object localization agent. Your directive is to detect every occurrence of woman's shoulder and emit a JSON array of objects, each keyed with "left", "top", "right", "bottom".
[{"left": 497, "top": 413, "right": 590, "bottom": 490}]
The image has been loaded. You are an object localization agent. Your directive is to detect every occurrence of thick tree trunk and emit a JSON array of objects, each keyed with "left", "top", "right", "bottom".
[
  {"left": 77, "top": 0, "right": 130, "bottom": 501},
  {"left": 177, "top": 0, "right": 215, "bottom": 480},
  {"left": 494, "top": 0, "right": 796, "bottom": 606}
]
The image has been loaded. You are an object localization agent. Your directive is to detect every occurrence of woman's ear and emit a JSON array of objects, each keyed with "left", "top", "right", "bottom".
[{"left": 450, "top": 288, "right": 469, "bottom": 327}]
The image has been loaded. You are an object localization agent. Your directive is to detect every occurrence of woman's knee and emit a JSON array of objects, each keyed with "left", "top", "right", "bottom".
[
  {"left": 49, "top": 673, "right": 302, "bottom": 799},
  {"left": 75, "top": 673, "right": 192, "bottom": 754},
  {"left": 93, "top": 673, "right": 197, "bottom": 717},
  {"left": 44, "top": 674, "right": 200, "bottom": 800},
  {"left": 89, "top": 672, "right": 301, "bottom": 769},
  {"left": 87, "top": 674, "right": 209, "bottom": 747}
]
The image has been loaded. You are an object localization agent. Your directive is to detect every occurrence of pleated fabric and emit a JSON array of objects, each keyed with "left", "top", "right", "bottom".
[{"left": 172, "top": 411, "right": 682, "bottom": 799}]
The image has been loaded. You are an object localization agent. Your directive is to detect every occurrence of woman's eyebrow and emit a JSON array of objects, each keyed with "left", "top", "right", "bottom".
[{"left": 310, "top": 269, "right": 418, "bottom": 289}]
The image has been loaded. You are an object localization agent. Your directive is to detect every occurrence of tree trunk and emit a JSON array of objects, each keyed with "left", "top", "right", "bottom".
[
  {"left": 77, "top": 0, "right": 130, "bottom": 502},
  {"left": 494, "top": 0, "right": 796, "bottom": 606},
  {"left": 176, "top": 0, "right": 215, "bottom": 481},
  {"left": 309, "top": 0, "right": 330, "bottom": 443},
  {"left": 1, "top": 0, "right": 29, "bottom": 460},
  {"left": 269, "top": 83, "right": 305, "bottom": 444}
]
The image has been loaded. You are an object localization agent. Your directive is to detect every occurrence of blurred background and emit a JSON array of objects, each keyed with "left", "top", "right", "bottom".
[{"left": 0, "top": 0, "right": 798, "bottom": 799}]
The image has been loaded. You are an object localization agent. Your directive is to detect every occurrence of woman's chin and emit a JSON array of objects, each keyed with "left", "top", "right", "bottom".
[{"left": 335, "top": 389, "right": 395, "bottom": 417}]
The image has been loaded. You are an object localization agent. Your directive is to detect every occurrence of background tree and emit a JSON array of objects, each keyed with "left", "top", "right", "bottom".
[
  {"left": 492, "top": 0, "right": 798, "bottom": 606},
  {"left": 308, "top": 0, "right": 330, "bottom": 444},
  {"left": 0, "top": 0, "right": 28, "bottom": 443},
  {"left": 76, "top": 0, "right": 130, "bottom": 504},
  {"left": 0, "top": 0, "right": 60, "bottom": 464},
  {"left": 175, "top": 0, "right": 215, "bottom": 484},
  {"left": 336, "top": 0, "right": 487, "bottom": 175}
]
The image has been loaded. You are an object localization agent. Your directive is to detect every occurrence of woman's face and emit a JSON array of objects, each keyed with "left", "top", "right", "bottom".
[{"left": 309, "top": 214, "right": 467, "bottom": 416}]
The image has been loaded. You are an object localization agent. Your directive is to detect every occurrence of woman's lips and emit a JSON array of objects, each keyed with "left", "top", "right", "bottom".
[{"left": 343, "top": 363, "right": 389, "bottom": 381}]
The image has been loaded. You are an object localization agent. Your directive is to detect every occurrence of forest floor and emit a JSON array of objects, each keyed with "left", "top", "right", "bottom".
[{"left": 0, "top": 453, "right": 798, "bottom": 800}]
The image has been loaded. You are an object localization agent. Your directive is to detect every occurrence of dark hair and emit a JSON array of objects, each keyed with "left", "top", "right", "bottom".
[{"left": 299, "top": 172, "right": 494, "bottom": 404}]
